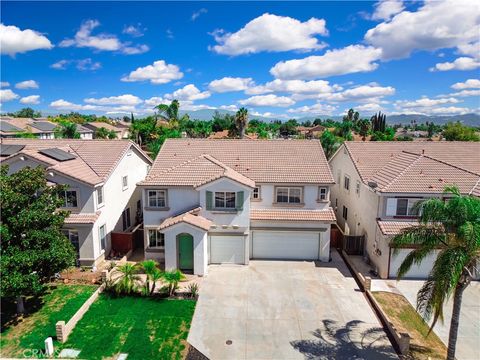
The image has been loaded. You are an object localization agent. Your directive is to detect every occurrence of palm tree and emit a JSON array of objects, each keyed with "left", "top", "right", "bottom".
[
  {"left": 140, "top": 260, "right": 163, "bottom": 296},
  {"left": 162, "top": 269, "right": 186, "bottom": 296},
  {"left": 235, "top": 107, "right": 249, "bottom": 139},
  {"left": 55, "top": 121, "right": 80, "bottom": 139},
  {"left": 391, "top": 186, "right": 480, "bottom": 360},
  {"left": 110, "top": 263, "right": 141, "bottom": 295}
]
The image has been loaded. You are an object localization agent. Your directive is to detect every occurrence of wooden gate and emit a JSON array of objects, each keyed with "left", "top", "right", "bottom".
[{"left": 343, "top": 235, "right": 365, "bottom": 255}]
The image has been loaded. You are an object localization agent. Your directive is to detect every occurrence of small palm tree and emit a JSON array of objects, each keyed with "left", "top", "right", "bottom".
[
  {"left": 391, "top": 185, "right": 480, "bottom": 360},
  {"left": 55, "top": 121, "right": 80, "bottom": 139},
  {"left": 140, "top": 260, "right": 163, "bottom": 296},
  {"left": 235, "top": 107, "right": 249, "bottom": 139},
  {"left": 162, "top": 269, "right": 186, "bottom": 296},
  {"left": 111, "top": 263, "right": 141, "bottom": 295}
]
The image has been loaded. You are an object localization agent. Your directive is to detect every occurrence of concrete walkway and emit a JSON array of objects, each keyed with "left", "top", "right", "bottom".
[{"left": 188, "top": 251, "right": 397, "bottom": 360}]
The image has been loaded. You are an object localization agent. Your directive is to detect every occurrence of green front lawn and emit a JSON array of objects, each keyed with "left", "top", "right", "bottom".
[
  {"left": 1, "top": 284, "right": 97, "bottom": 358},
  {"left": 60, "top": 295, "right": 196, "bottom": 360}
]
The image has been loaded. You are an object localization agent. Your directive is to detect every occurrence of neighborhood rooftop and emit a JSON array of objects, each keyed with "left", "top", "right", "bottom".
[
  {"left": 0, "top": 139, "right": 150, "bottom": 186},
  {"left": 344, "top": 141, "right": 480, "bottom": 195},
  {"left": 142, "top": 138, "right": 334, "bottom": 185}
]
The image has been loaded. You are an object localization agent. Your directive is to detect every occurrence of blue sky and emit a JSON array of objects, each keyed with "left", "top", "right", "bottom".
[{"left": 1, "top": 0, "right": 479, "bottom": 119}]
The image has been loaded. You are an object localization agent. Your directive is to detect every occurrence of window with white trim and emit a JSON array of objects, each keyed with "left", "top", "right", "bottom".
[
  {"left": 215, "top": 192, "right": 236, "bottom": 209},
  {"left": 344, "top": 175, "right": 350, "bottom": 191},
  {"left": 252, "top": 187, "right": 261, "bottom": 200},
  {"left": 397, "top": 199, "right": 421, "bottom": 216},
  {"left": 99, "top": 224, "right": 106, "bottom": 251},
  {"left": 318, "top": 187, "right": 328, "bottom": 201},
  {"left": 60, "top": 190, "right": 78, "bottom": 208},
  {"left": 148, "top": 190, "right": 166, "bottom": 208},
  {"left": 96, "top": 186, "right": 104, "bottom": 207},
  {"left": 342, "top": 206, "right": 348, "bottom": 220},
  {"left": 148, "top": 230, "right": 165, "bottom": 248},
  {"left": 276, "top": 187, "right": 302, "bottom": 204},
  {"left": 122, "top": 175, "right": 128, "bottom": 190}
]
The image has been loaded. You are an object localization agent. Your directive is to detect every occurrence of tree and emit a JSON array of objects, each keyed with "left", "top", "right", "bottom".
[
  {"left": 110, "top": 263, "right": 141, "bottom": 295},
  {"left": 162, "top": 269, "right": 185, "bottom": 296},
  {"left": 140, "top": 260, "right": 163, "bottom": 296},
  {"left": 443, "top": 122, "right": 479, "bottom": 141},
  {"left": 95, "top": 127, "right": 117, "bottom": 139},
  {"left": 357, "top": 119, "right": 370, "bottom": 141},
  {"left": 55, "top": 121, "right": 80, "bottom": 139},
  {"left": 391, "top": 186, "right": 480, "bottom": 360},
  {"left": 154, "top": 99, "right": 189, "bottom": 124},
  {"left": 371, "top": 112, "right": 387, "bottom": 133},
  {"left": 14, "top": 107, "right": 41, "bottom": 118},
  {"left": 320, "top": 130, "right": 341, "bottom": 159},
  {"left": 0, "top": 166, "right": 76, "bottom": 313},
  {"left": 235, "top": 107, "right": 249, "bottom": 139},
  {"left": 279, "top": 119, "right": 298, "bottom": 138}
]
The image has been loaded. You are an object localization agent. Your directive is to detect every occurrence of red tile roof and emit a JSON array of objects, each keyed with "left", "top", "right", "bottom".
[
  {"left": 64, "top": 212, "right": 101, "bottom": 224},
  {"left": 157, "top": 208, "right": 212, "bottom": 231},
  {"left": 251, "top": 208, "right": 336, "bottom": 222},
  {"left": 377, "top": 220, "right": 419, "bottom": 235}
]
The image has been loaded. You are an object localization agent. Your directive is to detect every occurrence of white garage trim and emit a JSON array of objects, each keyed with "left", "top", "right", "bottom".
[
  {"left": 251, "top": 231, "right": 322, "bottom": 260},
  {"left": 209, "top": 234, "right": 246, "bottom": 264},
  {"left": 389, "top": 248, "right": 439, "bottom": 279}
]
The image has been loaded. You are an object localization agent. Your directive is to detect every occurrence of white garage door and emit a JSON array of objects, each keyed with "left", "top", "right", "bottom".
[
  {"left": 252, "top": 231, "right": 320, "bottom": 260},
  {"left": 210, "top": 235, "right": 245, "bottom": 264}
]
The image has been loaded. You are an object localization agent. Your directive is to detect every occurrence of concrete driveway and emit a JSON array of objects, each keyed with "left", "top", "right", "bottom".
[
  {"left": 395, "top": 280, "right": 480, "bottom": 360},
  {"left": 188, "top": 251, "right": 397, "bottom": 359}
]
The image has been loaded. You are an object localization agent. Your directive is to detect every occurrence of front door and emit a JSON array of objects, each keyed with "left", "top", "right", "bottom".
[{"left": 178, "top": 234, "right": 194, "bottom": 271}]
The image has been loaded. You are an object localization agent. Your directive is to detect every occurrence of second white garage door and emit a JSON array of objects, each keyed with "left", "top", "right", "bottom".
[
  {"left": 210, "top": 235, "right": 245, "bottom": 264},
  {"left": 252, "top": 231, "right": 320, "bottom": 260}
]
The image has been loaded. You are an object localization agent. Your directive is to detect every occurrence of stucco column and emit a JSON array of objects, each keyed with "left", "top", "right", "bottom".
[{"left": 164, "top": 232, "right": 177, "bottom": 270}]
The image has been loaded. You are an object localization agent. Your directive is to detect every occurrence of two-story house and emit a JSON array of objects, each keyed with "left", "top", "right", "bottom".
[
  {"left": 0, "top": 117, "right": 94, "bottom": 139},
  {"left": 139, "top": 139, "right": 336, "bottom": 276},
  {"left": 329, "top": 141, "right": 480, "bottom": 279},
  {"left": 0, "top": 138, "right": 152, "bottom": 266}
]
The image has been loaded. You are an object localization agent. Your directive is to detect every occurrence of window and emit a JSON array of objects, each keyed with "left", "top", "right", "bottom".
[
  {"left": 99, "top": 224, "right": 106, "bottom": 251},
  {"left": 215, "top": 191, "right": 236, "bottom": 209},
  {"left": 344, "top": 176, "right": 350, "bottom": 191},
  {"left": 355, "top": 181, "right": 360, "bottom": 195},
  {"left": 148, "top": 190, "right": 166, "bottom": 208},
  {"left": 148, "top": 229, "right": 165, "bottom": 248},
  {"left": 122, "top": 175, "right": 128, "bottom": 190},
  {"left": 60, "top": 190, "right": 78, "bottom": 208},
  {"left": 252, "top": 187, "right": 261, "bottom": 200},
  {"left": 276, "top": 187, "right": 302, "bottom": 204},
  {"left": 337, "top": 170, "right": 341, "bottom": 185},
  {"left": 96, "top": 186, "right": 104, "bottom": 207},
  {"left": 318, "top": 187, "right": 328, "bottom": 201},
  {"left": 342, "top": 206, "right": 348, "bottom": 220},
  {"left": 122, "top": 208, "right": 131, "bottom": 231},
  {"left": 396, "top": 199, "right": 420, "bottom": 216}
]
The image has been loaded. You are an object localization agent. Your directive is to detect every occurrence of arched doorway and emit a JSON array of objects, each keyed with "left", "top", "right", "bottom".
[{"left": 177, "top": 233, "right": 194, "bottom": 272}]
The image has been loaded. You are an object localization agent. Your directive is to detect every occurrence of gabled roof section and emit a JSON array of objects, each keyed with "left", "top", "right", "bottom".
[
  {"left": 377, "top": 220, "right": 419, "bottom": 236},
  {"left": 343, "top": 142, "right": 480, "bottom": 195},
  {"left": 140, "top": 154, "right": 255, "bottom": 188},
  {"left": 251, "top": 208, "right": 336, "bottom": 222},
  {"left": 157, "top": 207, "right": 212, "bottom": 231},
  {"left": 0, "top": 139, "right": 152, "bottom": 186},
  {"left": 147, "top": 139, "right": 334, "bottom": 184}
]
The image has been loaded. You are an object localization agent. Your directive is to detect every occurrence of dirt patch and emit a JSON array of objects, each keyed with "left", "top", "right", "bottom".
[
  {"left": 60, "top": 267, "right": 102, "bottom": 285},
  {"left": 373, "top": 291, "right": 447, "bottom": 360}
]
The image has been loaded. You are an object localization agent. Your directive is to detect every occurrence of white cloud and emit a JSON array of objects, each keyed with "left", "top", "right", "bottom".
[
  {"left": 122, "top": 24, "right": 145, "bottom": 37},
  {"left": 51, "top": 60, "right": 69, "bottom": 70},
  {"left": 354, "top": 102, "right": 385, "bottom": 113},
  {"left": 371, "top": 0, "right": 404, "bottom": 21},
  {"left": 330, "top": 85, "right": 395, "bottom": 102},
  {"left": 165, "top": 84, "right": 210, "bottom": 101},
  {"left": 121, "top": 60, "right": 183, "bottom": 84},
  {"left": 287, "top": 102, "right": 337, "bottom": 115},
  {"left": 395, "top": 97, "right": 463, "bottom": 114},
  {"left": 429, "top": 106, "right": 474, "bottom": 115},
  {"left": 192, "top": 8, "right": 207, "bottom": 21},
  {"left": 20, "top": 95, "right": 40, "bottom": 105},
  {"left": 250, "top": 111, "right": 288, "bottom": 119},
  {"left": 365, "top": 0, "right": 480, "bottom": 60},
  {"left": 246, "top": 79, "right": 339, "bottom": 95},
  {"left": 84, "top": 94, "right": 142, "bottom": 106},
  {"left": 270, "top": 45, "right": 382, "bottom": 80},
  {"left": 457, "top": 41, "right": 480, "bottom": 58},
  {"left": 144, "top": 97, "right": 166, "bottom": 107},
  {"left": 208, "top": 77, "right": 254, "bottom": 93},
  {"left": 15, "top": 80, "right": 39, "bottom": 89},
  {"left": 50, "top": 99, "right": 94, "bottom": 111},
  {"left": 0, "top": 89, "right": 19, "bottom": 102},
  {"left": 219, "top": 104, "right": 239, "bottom": 112},
  {"left": 211, "top": 13, "right": 328, "bottom": 55},
  {"left": 239, "top": 94, "right": 295, "bottom": 107},
  {"left": 0, "top": 82, "right": 10, "bottom": 88},
  {"left": 0, "top": 23, "right": 53, "bottom": 56},
  {"left": 431, "top": 57, "right": 480, "bottom": 72},
  {"left": 448, "top": 89, "right": 480, "bottom": 97},
  {"left": 76, "top": 58, "right": 101, "bottom": 71},
  {"left": 451, "top": 79, "right": 480, "bottom": 90},
  {"left": 59, "top": 19, "right": 149, "bottom": 55}
]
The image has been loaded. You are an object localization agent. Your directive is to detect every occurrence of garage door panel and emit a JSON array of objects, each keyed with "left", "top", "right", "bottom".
[
  {"left": 252, "top": 231, "right": 319, "bottom": 260},
  {"left": 210, "top": 236, "right": 245, "bottom": 264}
]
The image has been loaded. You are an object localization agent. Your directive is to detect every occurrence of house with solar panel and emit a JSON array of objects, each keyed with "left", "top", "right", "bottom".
[
  {"left": 0, "top": 139, "right": 152, "bottom": 267},
  {"left": 0, "top": 117, "right": 93, "bottom": 140}
]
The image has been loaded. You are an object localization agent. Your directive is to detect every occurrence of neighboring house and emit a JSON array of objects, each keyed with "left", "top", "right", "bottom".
[
  {"left": 0, "top": 139, "right": 152, "bottom": 267},
  {"left": 329, "top": 141, "right": 480, "bottom": 279},
  {"left": 139, "top": 139, "right": 335, "bottom": 276},
  {"left": 394, "top": 127, "right": 429, "bottom": 139},
  {"left": 83, "top": 122, "right": 128, "bottom": 139},
  {"left": 297, "top": 125, "right": 325, "bottom": 139}
]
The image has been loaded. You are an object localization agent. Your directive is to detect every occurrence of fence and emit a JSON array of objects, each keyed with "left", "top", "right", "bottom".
[{"left": 343, "top": 235, "right": 365, "bottom": 255}]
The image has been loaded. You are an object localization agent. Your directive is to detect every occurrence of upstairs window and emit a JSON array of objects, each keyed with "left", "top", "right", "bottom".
[
  {"left": 386, "top": 198, "right": 422, "bottom": 217},
  {"left": 122, "top": 175, "right": 128, "bottom": 190},
  {"left": 344, "top": 176, "right": 350, "bottom": 191},
  {"left": 148, "top": 230, "right": 165, "bottom": 248},
  {"left": 276, "top": 187, "right": 302, "bottom": 204},
  {"left": 96, "top": 186, "right": 104, "bottom": 207},
  {"left": 355, "top": 181, "right": 361, "bottom": 196},
  {"left": 318, "top": 187, "right": 328, "bottom": 201},
  {"left": 148, "top": 190, "right": 166, "bottom": 208},
  {"left": 60, "top": 190, "right": 78, "bottom": 208},
  {"left": 215, "top": 191, "right": 236, "bottom": 209},
  {"left": 342, "top": 206, "right": 348, "bottom": 220},
  {"left": 252, "top": 187, "right": 261, "bottom": 200}
]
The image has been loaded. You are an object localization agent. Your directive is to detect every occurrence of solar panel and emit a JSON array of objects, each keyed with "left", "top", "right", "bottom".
[
  {"left": 0, "top": 144, "right": 25, "bottom": 156},
  {"left": 39, "top": 148, "right": 76, "bottom": 161},
  {"left": 31, "top": 121, "right": 57, "bottom": 131},
  {"left": 0, "top": 121, "right": 23, "bottom": 132}
]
